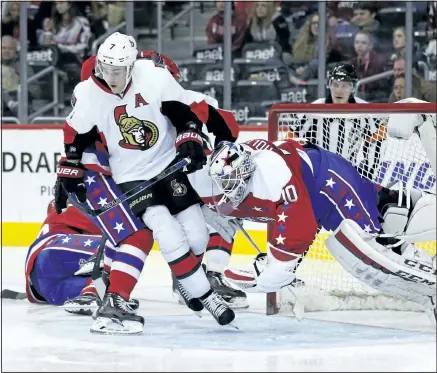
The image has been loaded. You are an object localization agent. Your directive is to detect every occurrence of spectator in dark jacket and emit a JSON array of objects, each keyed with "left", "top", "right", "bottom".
[
  {"left": 244, "top": 1, "right": 291, "bottom": 63},
  {"left": 389, "top": 57, "right": 437, "bottom": 102},
  {"left": 351, "top": 2, "right": 380, "bottom": 34},
  {"left": 352, "top": 30, "right": 388, "bottom": 100},
  {"left": 205, "top": 0, "right": 247, "bottom": 56}
]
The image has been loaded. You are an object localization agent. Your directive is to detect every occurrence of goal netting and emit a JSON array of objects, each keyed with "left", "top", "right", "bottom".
[{"left": 266, "top": 103, "right": 436, "bottom": 314}]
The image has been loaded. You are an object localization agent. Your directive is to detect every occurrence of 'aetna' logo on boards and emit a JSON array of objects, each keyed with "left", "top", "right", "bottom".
[{"left": 374, "top": 161, "right": 436, "bottom": 189}]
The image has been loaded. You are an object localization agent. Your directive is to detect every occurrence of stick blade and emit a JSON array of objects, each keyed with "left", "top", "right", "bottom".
[{"left": 1, "top": 289, "right": 27, "bottom": 300}]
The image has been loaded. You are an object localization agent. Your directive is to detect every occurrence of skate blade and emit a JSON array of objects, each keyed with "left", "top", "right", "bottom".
[
  {"left": 90, "top": 317, "right": 143, "bottom": 335},
  {"left": 173, "top": 291, "right": 203, "bottom": 318},
  {"left": 226, "top": 320, "right": 239, "bottom": 330},
  {"left": 192, "top": 310, "right": 202, "bottom": 318}
]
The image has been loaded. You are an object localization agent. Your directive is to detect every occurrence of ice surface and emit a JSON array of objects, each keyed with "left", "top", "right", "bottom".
[{"left": 1, "top": 247, "right": 436, "bottom": 372}]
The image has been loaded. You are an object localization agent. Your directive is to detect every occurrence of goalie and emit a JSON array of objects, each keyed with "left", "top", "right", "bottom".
[{"left": 195, "top": 135, "right": 436, "bottom": 319}]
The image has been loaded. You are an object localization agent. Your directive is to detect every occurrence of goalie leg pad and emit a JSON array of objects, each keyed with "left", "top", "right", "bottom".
[
  {"left": 326, "top": 219, "right": 436, "bottom": 309},
  {"left": 401, "top": 191, "right": 436, "bottom": 242},
  {"left": 380, "top": 189, "right": 436, "bottom": 243}
]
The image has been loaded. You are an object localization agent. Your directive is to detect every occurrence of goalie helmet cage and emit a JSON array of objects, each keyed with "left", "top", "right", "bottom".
[{"left": 265, "top": 103, "right": 437, "bottom": 315}]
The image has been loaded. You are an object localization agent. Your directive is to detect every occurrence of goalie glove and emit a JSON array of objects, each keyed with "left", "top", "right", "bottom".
[
  {"left": 201, "top": 204, "right": 237, "bottom": 243},
  {"left": 224, "top": 250, "right": 301, "bottom": 293}
]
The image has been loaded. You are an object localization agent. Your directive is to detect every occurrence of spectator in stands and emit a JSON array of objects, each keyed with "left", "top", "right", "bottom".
[
  {"left": 88, "top": 1, "right": 125, "bottom": 39},
  {"left": 390, "top": 27, "right": 425, "bottom": 64},
  {"left": 389, "top": 74, "right": 405, "bottom": 102},
  {"left": 425, "top": 39, "right": 436, "bottom": 80},
  {"left": 37, "top": 2, "right": 91, "bottom": 86},
  {"left": 291, "top": 12, "right": 339, "bottom": 72},
  {"left": 427, "top": 1, "right": 436, "bottom": 41},
  {"left": 350, "top": 2, "right": 380, "bottom": 34},
  {"left": 1, "top": 1, "right": 38, "bottom": 48},
  {"left": 1, "top": 35, "right": 41, "bottom": 116},
  {"left": 1, "top": 2, "right": 20, "bottom": 40},
  {"left": 279, "top": 1, "right": 317, "bottom": 30},
  {"left": 390, "top": 57, "right": 437, "bottom": 102},
  {"left": 205, "top": 0, "right": 247, "bottom": 57},
  {"left": 244, "top": 1, "right": 291, "bottom": 64},
  {"left": 39, "top": 2, "right": 91, "bottom": 59},
  {"left": 352, "top": 30, "right": 388, "bottom": 101}
]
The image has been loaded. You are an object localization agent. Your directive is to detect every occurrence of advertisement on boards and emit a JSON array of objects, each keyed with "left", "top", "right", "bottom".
[{"left": 2, "top": 128, "right": 63, "bottom": 223}]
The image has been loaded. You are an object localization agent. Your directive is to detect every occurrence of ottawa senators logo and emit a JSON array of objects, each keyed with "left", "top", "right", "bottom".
[
  {"left": 114, "top": 105, "right": 159, "bottom": 151},
  {"left": 171, "top": 179, "right": 187, "bottom": 197}
]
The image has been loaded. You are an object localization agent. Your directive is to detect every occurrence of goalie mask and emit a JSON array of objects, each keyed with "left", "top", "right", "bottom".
[
  {"left": 96, "top": 32, "right": 138, "bottom": 95},
  {"left": 208, "top": 141, "right": 256, "bottom": 207}
]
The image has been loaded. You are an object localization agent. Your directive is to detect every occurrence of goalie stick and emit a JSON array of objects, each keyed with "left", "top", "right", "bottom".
[{"left": 233, "top": 220, "right": 304, "bottom": 320}]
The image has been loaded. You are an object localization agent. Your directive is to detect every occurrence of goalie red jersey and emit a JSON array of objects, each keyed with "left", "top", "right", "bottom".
[{"left": 193, "top": 138, "right": 382, "bottom": 261}]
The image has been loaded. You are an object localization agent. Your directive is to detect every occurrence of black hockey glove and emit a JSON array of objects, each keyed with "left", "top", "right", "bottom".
[
  {"left": 175, "top": 122, "right": 207, "bottom": 174},
  {"left": 55, "top": 160, "right": 87, "bottom": 213}
]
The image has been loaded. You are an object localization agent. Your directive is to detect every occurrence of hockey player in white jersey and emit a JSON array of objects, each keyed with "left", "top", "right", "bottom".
[
  {"left": 77, "top": 33, "right": 248, "bottom": 310},
  {"left": 55, "top": 32, "right": 236, "bottom": 333}
]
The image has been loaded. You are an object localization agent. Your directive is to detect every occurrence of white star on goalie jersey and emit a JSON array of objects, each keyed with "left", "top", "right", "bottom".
[
  {"left": 84, "top": 239, "right": 93, "bottom": 247},
  {"left": 276, "top": 234, "right": 286, "bottom": 245},
  {"left": 62, "top": 236, "right": 71, "bottom": 243},
  {"left": 253, "top": 206, "right": 262, "bottom": 211},
  {"left": 278, "top": 212, "right": 288, "bottom": 222},
  {"left": 84, "top": 176, "right": 96, "bottom": 185},
  {"left": 364, "top": 224, "right": 372, "bottom": 233},
  {"left": 326, "top": 178, "right": 336, "bottom": 188},
  {"left": 97, "top": 198, "right": 108, "bottom": 207},
  {"left": 114, "top": 222, "right": 125, "bottom": 233},
  {"left": 345, "top": 199, "right": 355, "bottom": 210}
]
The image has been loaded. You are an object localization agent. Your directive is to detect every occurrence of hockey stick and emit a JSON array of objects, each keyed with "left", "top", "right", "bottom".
[
  {"left": 1, "top": 289, "right": 27, "bottom": 300},
  {"left": 233, "top": 219, "right": 262, "bottom": 254},
  {"left": 92, "top": 235, "right": 108, "bottom": 300},
  {"left": 65, "top": 158, "right": 191, "bottom": 299},
  {"left": 67, "top": 158, "right": 191, "bottom": 217}
]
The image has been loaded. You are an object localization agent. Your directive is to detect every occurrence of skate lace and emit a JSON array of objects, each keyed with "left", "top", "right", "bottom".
[
  {"left": 177, "top": 282, "right": 193, "bottom": 301},
  {"left": 203, "top": 292, "right": 227, "bottom": 317},
  {"left": 113, "top": 295, "right": 134, "bottom": 313}
]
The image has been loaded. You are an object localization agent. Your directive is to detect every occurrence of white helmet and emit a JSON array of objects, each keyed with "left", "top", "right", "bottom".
[
  {"left": 96, "top": 32, "right": 138, "bottom": 94},
  {"left": 208, "top": 141, "right": 256, "bottom": 207}
]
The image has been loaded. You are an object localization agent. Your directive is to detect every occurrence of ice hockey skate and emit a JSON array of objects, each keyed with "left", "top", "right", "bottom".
[{"left": 90, "top": 293, "right": 144, "bottom": 335}]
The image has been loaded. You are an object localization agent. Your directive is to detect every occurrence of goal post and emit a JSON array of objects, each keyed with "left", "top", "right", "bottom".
[{"left": 266, "top": 103, "right": 436, "bottom": 315}]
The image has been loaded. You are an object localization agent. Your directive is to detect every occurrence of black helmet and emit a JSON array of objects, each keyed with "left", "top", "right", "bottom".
[{"left": 328, "top": 63, "right": 358, "bottom": 87}]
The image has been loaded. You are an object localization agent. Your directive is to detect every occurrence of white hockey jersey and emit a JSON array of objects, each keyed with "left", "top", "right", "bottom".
[{"left": 66, "top": 60, "right": 216, "bottom": 184}]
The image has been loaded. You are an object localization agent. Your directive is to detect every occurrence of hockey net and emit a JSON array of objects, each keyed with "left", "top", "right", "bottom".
[{"left": 266, "top": 103, "right": 436, "bottom": 314}]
